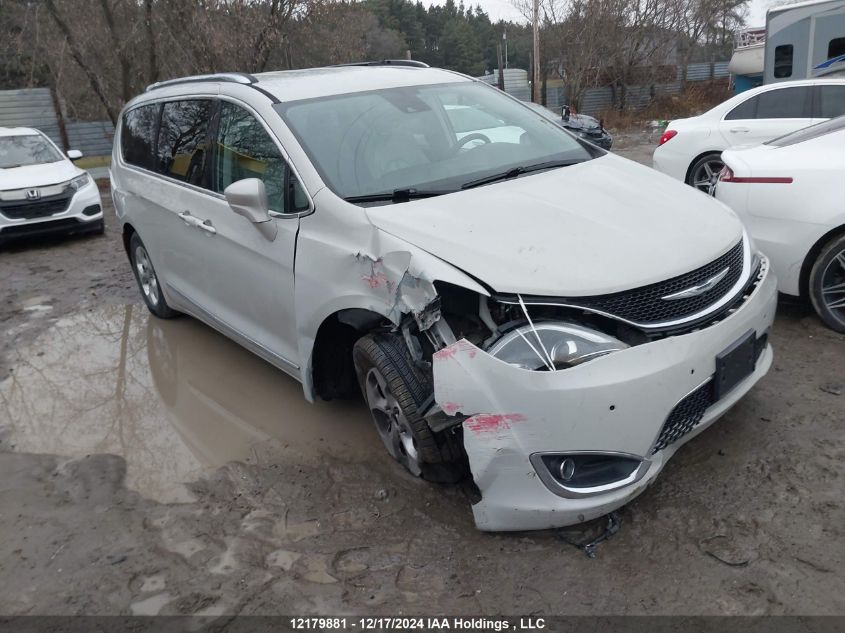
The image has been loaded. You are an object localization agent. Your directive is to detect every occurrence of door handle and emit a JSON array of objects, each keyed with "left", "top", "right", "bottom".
[
  {"left": 196, "top": 219, "right": 216, "bottom": 235},
  {"left": 178, "top": 210, "right": 200, "bottom": 227},
  {"left": 729, "top": 127, "right": 750, "bottom": 133}
]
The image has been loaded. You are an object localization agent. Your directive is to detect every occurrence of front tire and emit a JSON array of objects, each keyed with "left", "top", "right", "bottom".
[
  {"left": 353, "top": 333, "right": 467, "bottom": 483},
  {"left": 686, "top": 153, "right": 724, "bottom": 194},
  {"left": 129, "top": 232, "right": 180, "bottom": 319},
  {"left": 809, "top": 234, "right": 845, "bottom": 333}
]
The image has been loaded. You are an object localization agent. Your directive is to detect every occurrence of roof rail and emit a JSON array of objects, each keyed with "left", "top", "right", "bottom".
[
  {"left": 145, "top": 72, "right": 258, "bottom": 92},
  {"left": 336, "top": 60, "right": 430, "bottom": 69}
]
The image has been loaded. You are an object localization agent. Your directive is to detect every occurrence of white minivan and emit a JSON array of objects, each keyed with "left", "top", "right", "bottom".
[{"left": 112, "top": 63, "right": 777, "bottom": 531}]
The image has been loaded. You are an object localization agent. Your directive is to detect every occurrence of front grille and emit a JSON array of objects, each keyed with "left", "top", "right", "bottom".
[
  {"left": 650, "top": 332, "right": 769, "bottom": 455},
  {"left": 0, "top": 217, "right": 81, "bottom": 238},
  {"left": 0, "top": 193, "right": 72, "bottom": 219},
  {"left": 558, "top": 239, "right": 745, "bottom": 325},
  {"left": 651, "top": 381, "right": 715, "bottom": 454}
]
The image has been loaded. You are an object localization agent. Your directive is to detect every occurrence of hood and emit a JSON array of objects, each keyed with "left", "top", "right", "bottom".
[
  {"left": 562, "top": 113, "right": 601, "bottom": 131},
  {"left": 365, "top": 154, "right": 743, "bottom": 296},
  {"left": 0, "top": 160, "right": 80, "bottom": 192}
]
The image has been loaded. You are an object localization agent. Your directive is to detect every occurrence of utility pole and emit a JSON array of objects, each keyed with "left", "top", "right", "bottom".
[
  {"left": 532, "top": 0, "right": 540, "bottom": 103},
  {"left": 503, "top": 28, "right": 508, "bottom": 69},
  {"left": 497, "top": 43, "right": 505, "bottom": 90}
]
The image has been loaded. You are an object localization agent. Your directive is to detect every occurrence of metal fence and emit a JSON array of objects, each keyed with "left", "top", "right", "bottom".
[
  {"left": 0, "top": 88, "right": 63, "bottom": 146},
  {"left": 65, "top": 120, "right": 114, "bottom": 157},
  {"left": 0, "top": 87, "right": 115, "bottom": 157},
  {"left": 478, "top": 61, "right": 730, "bottom": 116}
]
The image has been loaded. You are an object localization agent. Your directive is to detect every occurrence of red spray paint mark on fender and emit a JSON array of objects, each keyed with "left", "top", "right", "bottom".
[
  {"left": 362, "top": 271, "right": 388, "bottom": 289},
  {"left": 465, "top": 413, "right": 526, "bottom": 434},
  {"left": 441, "top": 401, "right": 462, "bottom": 415},
  {"left": 433, "top": 339, "right": 478, "bottom": 361}
]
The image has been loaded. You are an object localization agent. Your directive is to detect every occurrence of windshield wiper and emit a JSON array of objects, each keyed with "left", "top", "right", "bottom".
[
  {"left": 343, "top": 188, "right": 455, "bottom": 204},
  {"left": 460, "top": 159, "right": 585, "bottom": 190}
]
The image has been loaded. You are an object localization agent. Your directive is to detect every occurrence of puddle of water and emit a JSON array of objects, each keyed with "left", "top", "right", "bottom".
[
  {"left": 0, "top": 305, "right": 379, "bottom": 503},
  {"left": 130, "top": 591, "right": 172, "bottom": 616}
]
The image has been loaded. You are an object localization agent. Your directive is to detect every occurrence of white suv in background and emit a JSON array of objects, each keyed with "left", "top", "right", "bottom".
[
  {"left": 112, "top": 64, "right": 776, "bottom": 531},
  {"left": 0, "top": 127, "right": 103, "bottom": 244},
  {"left": 653, "top": 79, "right": 845, "bottom": 193}
]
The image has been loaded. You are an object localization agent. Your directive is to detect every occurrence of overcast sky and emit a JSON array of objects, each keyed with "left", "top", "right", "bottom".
[{"left": 424, "top": 0, "right": 776, "bottom": 28}]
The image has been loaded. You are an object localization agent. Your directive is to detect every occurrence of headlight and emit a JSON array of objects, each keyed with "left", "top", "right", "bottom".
[
  {"left": 68, "top": 173, "right": 90, "bottom": 191},
  {"left": 487, "top": 322, "right": 628, "bottom": 371}
]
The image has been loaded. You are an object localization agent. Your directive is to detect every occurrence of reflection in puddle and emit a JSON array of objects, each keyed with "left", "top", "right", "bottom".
[{"left": 0, "top": 305, "right": 378, "bottom": 502}]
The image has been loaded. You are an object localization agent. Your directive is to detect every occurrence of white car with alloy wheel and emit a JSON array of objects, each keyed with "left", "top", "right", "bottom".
[
  {"left": 0, "top": 127, "right": 104, "bottom": 244},
  {"left": 653, "top": 79, "right": 845, "bottom": 193},
  {"left": 716, "top": 116, "right": 845, "bottom": 333},
  {"left": 113, "top": 63, "right": 776, "bottom": 531}
]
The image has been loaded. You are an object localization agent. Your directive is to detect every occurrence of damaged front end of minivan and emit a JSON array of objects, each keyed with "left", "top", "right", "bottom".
[{"left": 307, "top": 233, "right": 777, "bottom": 532}]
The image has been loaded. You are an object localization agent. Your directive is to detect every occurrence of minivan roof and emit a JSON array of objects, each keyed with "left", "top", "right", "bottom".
[{"left": 144, "top": 65, "right": 473, "bottom": 103}]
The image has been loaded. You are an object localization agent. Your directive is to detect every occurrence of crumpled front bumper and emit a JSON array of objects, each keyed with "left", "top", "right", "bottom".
[{"left": 433, "top": 261, "right": 777, "bottom": 531}]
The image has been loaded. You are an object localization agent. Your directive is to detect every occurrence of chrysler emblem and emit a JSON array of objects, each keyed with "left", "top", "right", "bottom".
[
  {"left": 26, "top": 188, "right": 41, "bottom": 200},
  {"left": 662, "top": 267, "right": 730, "bottom": 301}
]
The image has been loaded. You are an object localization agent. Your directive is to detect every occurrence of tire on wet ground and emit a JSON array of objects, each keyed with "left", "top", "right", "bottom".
[{"left": 353, "top": 332, "right": 468, "bottom": 484}]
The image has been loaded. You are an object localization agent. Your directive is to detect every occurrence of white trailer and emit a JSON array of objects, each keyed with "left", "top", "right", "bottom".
[{"left": 764, "top": 0, "right": 845, "bottom": 83}]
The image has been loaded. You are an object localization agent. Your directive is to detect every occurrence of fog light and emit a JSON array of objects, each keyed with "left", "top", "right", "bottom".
[
  {"left": 82, "top": 204, "right": 101, "bottom": 216},
  {"left": 540, "top": 453, "right": 641, "bottom": 489},
  {"left": 559, "top": 458, "right": 576, "bottom": 482}
]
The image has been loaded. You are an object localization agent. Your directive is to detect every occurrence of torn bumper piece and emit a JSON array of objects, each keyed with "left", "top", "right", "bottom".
[{"left": 433, "top": 263, "right": 777, "bottom": 531}]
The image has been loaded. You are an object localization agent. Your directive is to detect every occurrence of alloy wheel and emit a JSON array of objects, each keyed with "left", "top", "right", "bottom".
[
  {"left": 134, "top": 245, "right": 160, "bottom": 307},
  {"left": 821, "top": 249, "right": 845, "bottom": 328},
  {"left": 364, "top": 367, "right": 422, "bottom": 476},
  {"left": 691, "top": 158, "right": 724, "bottom": 194}
]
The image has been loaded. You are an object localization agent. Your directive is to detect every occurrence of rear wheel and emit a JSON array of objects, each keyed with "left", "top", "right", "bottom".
[
  {"left": 129, "top": 232, "right": 179, "bottom": 319},
  {"left": 809, "top": 234, "right": 845, "bottom": 333},
  {"left": 687, "top": 153, "right": 724, "bottom": 193},
  {"left": 353, "top": 333, "right": 467, "bottom": 483}
]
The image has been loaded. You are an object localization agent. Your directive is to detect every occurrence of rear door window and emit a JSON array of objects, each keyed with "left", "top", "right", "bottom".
[
  {"left": 818, "top": 84, "right": 845, "bottom": 118},
  {"left": 156, "top": 100, "right": 213, "bottom": 187},
  {"left": 121, "top": 104, "right": 160, "bottom": 170},
  {"left": 754, "top": 86, "right": 812, "bottom": 118},
  {"left": 213, "top": 102, "right": 307, "bottom": 214}
]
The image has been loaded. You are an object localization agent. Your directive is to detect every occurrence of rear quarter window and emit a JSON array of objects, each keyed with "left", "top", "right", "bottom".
[
  {"left": 121, "top": 104, "right": 160, "bottom": 171},
  {"left": 725, "top": 95, "right": 757, "bottom": 120}
]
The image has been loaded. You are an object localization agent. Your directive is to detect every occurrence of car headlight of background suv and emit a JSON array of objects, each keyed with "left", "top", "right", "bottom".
[
  {"left": 68, "top": 173, "right": 91, "bottom": 192},
  {"left": 487, "top": 322, "right": 628, "bottom": 371}
]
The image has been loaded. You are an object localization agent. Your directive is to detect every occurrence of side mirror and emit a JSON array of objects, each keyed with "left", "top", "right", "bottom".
[
  {"left": 223, "top": 178, "right": 277, "bottom": 240},
  {"left": 67, "top": 149, "right": 83, "bottom": 160}
]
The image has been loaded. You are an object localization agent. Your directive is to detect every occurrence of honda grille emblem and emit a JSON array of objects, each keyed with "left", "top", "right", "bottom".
[
  {"left": 661, "top": 267, "right": 730, "bottom": 301},
  {"left": 26, "top": 189, "right": 41, "bottom": 201}
]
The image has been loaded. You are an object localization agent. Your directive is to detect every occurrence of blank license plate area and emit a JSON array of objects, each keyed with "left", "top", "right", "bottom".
[{"left": 714, "top": 330, "right": 757, "bottom": 400}]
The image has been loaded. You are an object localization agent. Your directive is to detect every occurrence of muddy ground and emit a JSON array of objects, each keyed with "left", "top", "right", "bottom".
[{"left": 1, "top": 144, "right": 844, "bottom": 617}]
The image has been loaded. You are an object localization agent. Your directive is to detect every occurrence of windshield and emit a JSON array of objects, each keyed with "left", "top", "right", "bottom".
[
  {"left": 0, "top": 134, "right": 64, "bottom": 169},
  {"left": 766, "top": 114, "right": 845, "bottom": 147},
  {"left": 275, "top": 82, "right": 595, "bottom": 200}
]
